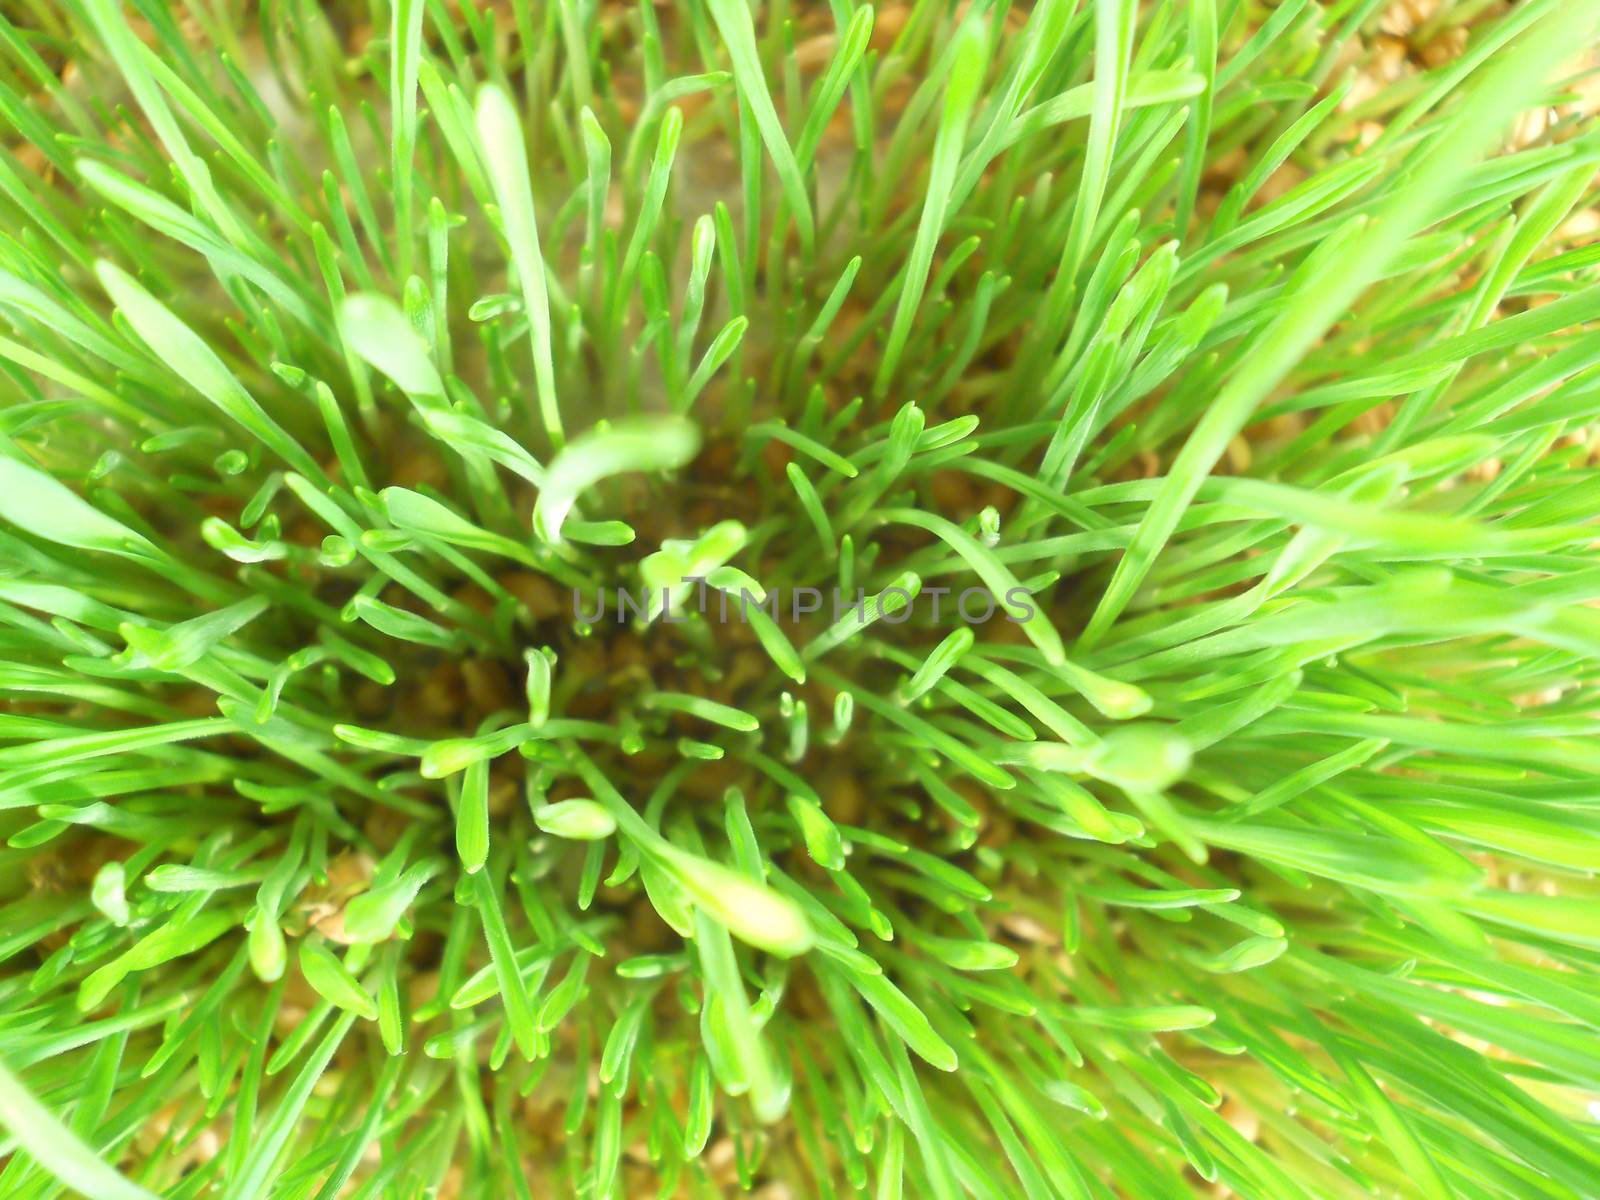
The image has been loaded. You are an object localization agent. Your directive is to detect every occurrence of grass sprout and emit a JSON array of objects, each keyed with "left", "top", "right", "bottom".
[{"left": 0, "top": 0, "right": 1599, "bottom": 1197}]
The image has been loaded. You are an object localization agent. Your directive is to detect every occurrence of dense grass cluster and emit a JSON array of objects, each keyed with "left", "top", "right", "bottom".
[{"left": 2, "top": 0, "right": 1600, "bottom": 1196}]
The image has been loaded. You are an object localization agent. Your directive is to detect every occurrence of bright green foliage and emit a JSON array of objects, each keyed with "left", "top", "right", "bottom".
[{"left": 1, "top": 1, "right": 1600, "bottom": 1197}]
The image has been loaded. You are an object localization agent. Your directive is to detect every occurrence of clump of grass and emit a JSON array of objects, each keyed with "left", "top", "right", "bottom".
[{"left": 2, "top": 0, "right": 1600, "bottom": 1196}]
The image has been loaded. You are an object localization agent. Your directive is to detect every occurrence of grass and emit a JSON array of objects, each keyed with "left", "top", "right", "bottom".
[{"left": 0, "top": 0, "right": 1599, "bottom": 1196}]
